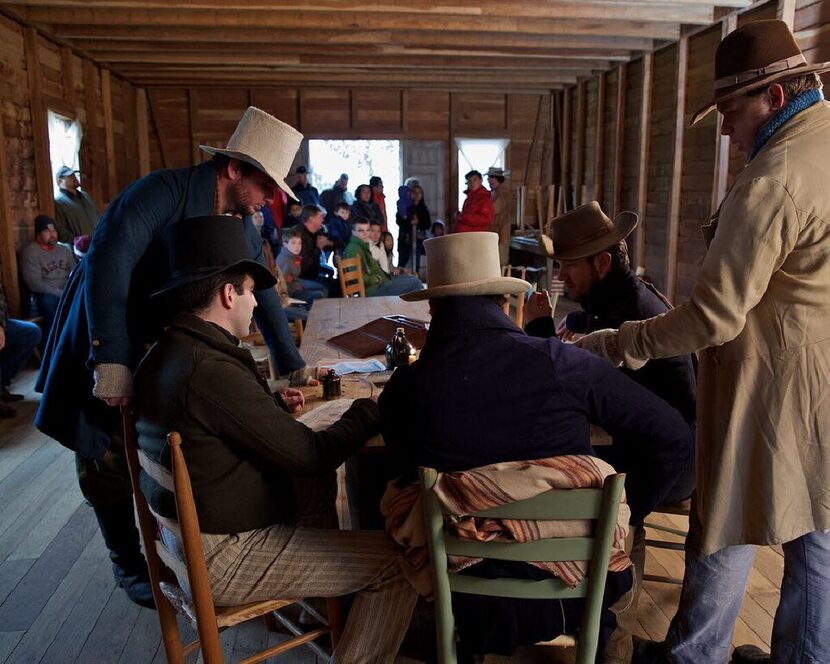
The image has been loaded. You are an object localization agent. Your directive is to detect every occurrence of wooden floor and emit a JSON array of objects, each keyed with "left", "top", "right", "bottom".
[{"left": 0, "top": 370, "right": 781, "bottom": 663}]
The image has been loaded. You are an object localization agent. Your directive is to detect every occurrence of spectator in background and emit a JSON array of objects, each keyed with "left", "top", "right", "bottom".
[
  {"left": 368, "top": 219, "right": 391, "bottom": 274},
  {"left": 0, "top": 281, "right": 42, "bottom": 418},
  {"left": 487, "top": 167, "right": 513, "bottom": 266},
  {"left": 382, "top": 231, "right": 395, "bottom": 271},
  {"left": 344, "top": 219, "right": 422, "bottom": 297},
  {"left": 320, "top": 172, "right": 353, "bottom": 211},
  {"left": 277, "top": 227, "right": 328, "bottom": 307},
  {"left": 325, "top": 201, "right": 352, "bottom": 255},
  {"left": 283, "top": 200, "right": 302, "bottom": 229},
  {"left": 290, "top": 165, "right": 320, "bottom": 207},
  {"left": 53, "top": 166, "right": 100, "bottom": 244},
  {"left": 297, "top": 205, "right": 334, "bottom": 292},
  {"left": 399, "top": 183, "right": 431, "bottom": 272},
  {"left": 454, "top": 169, "right": 494, "bottom": 233},
  {"left": 369, "top": 176, "right": 388, "bottom": 231},
  {"left": 430, "top": 220, "right": 446, "bottom": 238},
  {"left": 73, "top": 234, "right": 92, "bottom": 260},
  {"left": 20, "top": 214, "right": 77, "bottom": 330},
  {"left": 258, "top": 207, "right": 281, "bottom": 256},
  {"left": 351, "top": 184, "right": 384, "bottom": 228}
]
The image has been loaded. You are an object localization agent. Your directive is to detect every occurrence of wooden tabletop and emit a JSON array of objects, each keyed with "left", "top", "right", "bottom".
[{"left": 299, "top": 296, "right": 431, "bottom": 367}]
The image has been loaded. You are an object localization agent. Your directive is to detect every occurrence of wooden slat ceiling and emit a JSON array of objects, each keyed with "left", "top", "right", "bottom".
[{"left": 0, "top": 0, "right": 749, "bottom": 92}]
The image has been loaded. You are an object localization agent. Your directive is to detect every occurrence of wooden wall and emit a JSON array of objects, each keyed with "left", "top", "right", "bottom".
[
  {"left": 0, "top": 14, "right": 144, "bottom": 315},
  {"left": 558, "top": 0, "right": 829, "bottom": 301},
  {"left": 143, "top": 87, "right": 556, "bottom": 226}
]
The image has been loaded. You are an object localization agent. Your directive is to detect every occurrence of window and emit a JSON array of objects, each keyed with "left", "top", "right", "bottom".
[
  {"left": 47, "top": 110, "right": 82, "bottom": 196},
  {"left": 456, "top": 137, "right": 509, "bottom": 208}
]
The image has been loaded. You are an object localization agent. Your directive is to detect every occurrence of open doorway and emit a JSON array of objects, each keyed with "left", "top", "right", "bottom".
[
  {"left": 456, "top": 137, "right": 509, "bottom": 209},
  {"left": 308, "top": 139, "right": 402, "bottom": 247}
]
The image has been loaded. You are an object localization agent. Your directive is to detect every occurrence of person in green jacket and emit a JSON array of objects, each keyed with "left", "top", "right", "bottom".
[{"left": 343, "top": 218, "right": 422, "bottom": 296}]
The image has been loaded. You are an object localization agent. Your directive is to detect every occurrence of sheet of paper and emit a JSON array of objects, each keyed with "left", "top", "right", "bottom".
[{"left": 296, "top": 398, "right": 355, "bottom": 432}]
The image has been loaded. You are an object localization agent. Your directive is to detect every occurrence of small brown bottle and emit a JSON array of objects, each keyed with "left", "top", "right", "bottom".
[
  {"left": 385, "top": 327, "right": 416, "bottom": 370},
  {"left": 321, "top": 369, "right": 342, "bottom": 399}
]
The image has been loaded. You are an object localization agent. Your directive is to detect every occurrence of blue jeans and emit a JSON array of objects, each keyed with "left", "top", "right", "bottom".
[
  {"left": 0, "top": 318, "right": 42, "bottom": 389},
  {"left": 34, "top": 292, "right": 60, "bottom": 331},
  {"left": 666, "top": 506, "right": 830, "bottom": 663},
  {"left": 372, "top": 274, "right": 423, "bottom": 297},
  {"left": 297, "top": 278, "right": 329, "bottom": 307}
]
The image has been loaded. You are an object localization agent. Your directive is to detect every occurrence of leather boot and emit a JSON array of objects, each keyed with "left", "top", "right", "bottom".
[{"left": 731, "top": 645, "right": 771, "bottom": 663}]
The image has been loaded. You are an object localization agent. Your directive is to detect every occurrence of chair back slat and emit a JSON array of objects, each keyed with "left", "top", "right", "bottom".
[
  {"left": 465, "top": 488, "right": 604, "bottom": 520},
  {"left": 419, "top": 466, "right": 626, "bottom": 664},
  {"left": 138, "top": 448, "right": 174, "bottom": 492},
  {"left": 337, "top": 256, "right": 366, "bottom": 298},
  {"left": 444, "top": 536, "right": 594, "bottom": 564},
  {"left": 448, "top": 574, "right": 587, "bottom": 601}
]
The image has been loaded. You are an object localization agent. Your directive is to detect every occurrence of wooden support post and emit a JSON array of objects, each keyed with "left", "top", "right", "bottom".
[
  {"left": 635, "top": 53, "right": 653, "bottom": 270},
  {"left": 101, "top": 69, "right": 117, "bottom": 202},
  {"left": 188, "top": 88, "right": 200, "bottom": 164},
  {"left": 593, "top": 72, "right": 606, "bottom": 204},
  {"left": 666, "top": 37, "right": 689, "bottom": 301},
  {"left": 612, "top": 64, "right": 627, "bottom": 216},
  {"left": 136, "top": 88, "right": 151, "bottom": 176},
  {"left": 0, "top": 113, "right": 20, "bottom": 315},
  {"left": 25, "top": 27, "right": 56, "bottom": 219},
  {"left": 711, "top": 15, "right": 737, "bottom": 214},
  {"left": 574, "top": 81, "right": 586, "bottom": 206},
  {"left": 561, "top": 87, "right": 572, "bottom": 213},
  {"left": 60, "top": 46, "right": 76, "bottom": 107},
  {"left": 82, "top": 59, "right": 102, "bottom": 205},
  {"left": 777, "top": 0, "right": 796, "bottom": 28}
]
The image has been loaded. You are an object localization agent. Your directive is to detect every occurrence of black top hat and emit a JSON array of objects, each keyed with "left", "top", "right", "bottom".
[{"left": 153, "top": 215, "right": 276, "bottom": 297}]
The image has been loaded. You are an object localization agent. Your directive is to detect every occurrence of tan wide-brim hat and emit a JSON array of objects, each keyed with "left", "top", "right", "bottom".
[
  {"left": 401, "top": 232, "right": 530, "bottom": 302},
  {"left": 541, "top": 201, "right": 638, "bottom": 260},
  {"left": 691, "top": 19, "right": 830, "bottom": 125},
  {"left": 200, "top": 107, "right": 303, "bottom": 201}
]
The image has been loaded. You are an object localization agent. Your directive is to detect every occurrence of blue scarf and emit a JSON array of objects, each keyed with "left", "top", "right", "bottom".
[{"left": 749, "top": 88, "right": 824, "bottom": 161}]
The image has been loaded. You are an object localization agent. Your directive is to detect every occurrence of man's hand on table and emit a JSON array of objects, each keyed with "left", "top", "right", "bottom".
[{"left": 280, "top": 387, "right": 305, "bottom": 413}]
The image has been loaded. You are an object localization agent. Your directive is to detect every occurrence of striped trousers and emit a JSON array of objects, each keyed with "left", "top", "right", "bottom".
[{"left": 200, "top": 526, "right": 418, "bottom": 664}]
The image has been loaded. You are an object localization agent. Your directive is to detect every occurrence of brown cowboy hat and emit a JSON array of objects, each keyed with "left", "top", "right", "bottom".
[
  {"left": 540, "top": 201, "right": 638, "bottom": 260},
  {"left": 691, "top": 19, "right": 830, "bottom": 125}
]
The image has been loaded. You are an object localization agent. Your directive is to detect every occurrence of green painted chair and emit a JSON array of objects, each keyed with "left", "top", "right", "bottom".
[{"left": 419, "top": 467, "right": 626, "bottom": 664}]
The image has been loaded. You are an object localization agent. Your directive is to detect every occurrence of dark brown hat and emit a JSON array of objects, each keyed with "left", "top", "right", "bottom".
[
  {"left": 691, "top": 19, "right": 830, "bottom": 125},
  {"left": 541, "top": 201, "right": 638, "bottom": 260}
]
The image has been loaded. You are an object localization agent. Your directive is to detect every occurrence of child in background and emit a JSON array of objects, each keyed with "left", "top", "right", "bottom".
[{"left": 276, "top": 228, "right": 327, "bottom": 307}]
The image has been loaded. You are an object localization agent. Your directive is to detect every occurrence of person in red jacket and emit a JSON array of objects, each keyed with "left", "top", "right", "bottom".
[{"left": 453, "top": 169, "right": 494, "bottom": 233}]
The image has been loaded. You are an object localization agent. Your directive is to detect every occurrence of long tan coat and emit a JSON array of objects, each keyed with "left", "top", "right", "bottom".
[
  {"left": 490, "top": 185, "right": 512, "bottom": 264},
  {"left": 619, "top": 101, "right": 830, "bottom": 555}
]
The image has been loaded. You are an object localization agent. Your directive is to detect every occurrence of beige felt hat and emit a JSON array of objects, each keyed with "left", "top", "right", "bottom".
[
  {"left": 540, "top": 201, "right": 638, "bottom": 260},
  {"left": 401, "top": 232, "right": 530, "bottom": 302},
  {"left": 199, "top": 107, "right": 303, "bottom": 201}
]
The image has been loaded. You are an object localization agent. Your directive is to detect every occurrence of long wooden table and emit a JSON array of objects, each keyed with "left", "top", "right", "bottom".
[{"left": 299, "top": 296, "right": 431, "bottom": 368}]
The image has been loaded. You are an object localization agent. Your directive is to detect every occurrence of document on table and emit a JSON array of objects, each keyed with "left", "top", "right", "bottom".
[{"left": 297, "top": 398, "right": 355, "bottom": 432}]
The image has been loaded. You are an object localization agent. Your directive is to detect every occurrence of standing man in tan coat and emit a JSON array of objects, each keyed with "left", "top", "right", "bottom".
[
  {"left": 577, "top": 20, "right": 830, "bottom": 664},
  {"left": 487, "top": 167, "right": 512, "bottom": 265}
]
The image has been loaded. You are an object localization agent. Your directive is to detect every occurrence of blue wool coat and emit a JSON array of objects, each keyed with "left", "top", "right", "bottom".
[{"left": 36, "top": 161, "right": 304, "bottom": 460}]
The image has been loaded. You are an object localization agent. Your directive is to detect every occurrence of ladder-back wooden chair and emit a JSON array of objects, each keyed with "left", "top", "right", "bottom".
[
  {"left": 420, "top": 467, "right": 626, "bottom": 664},
  {"left": 643, "top": 498, "right": 691, "bottom": 585},
  {"left": 337, "top": 256, "right": 366, "bottom": 298},
  {"left": 121, "top": 408, "right": 342, "bottom": 663}
]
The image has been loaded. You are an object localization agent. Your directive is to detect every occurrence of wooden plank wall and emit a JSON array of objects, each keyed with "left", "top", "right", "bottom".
[
  {"left": 0, "top": 14, "right": 142, "bottom": 315},
  {"left": 144, "top": 87, "right": 555, "bottom": 226},
  {"left": 559, "top": 0, "right": 828, "bottom": 301}
]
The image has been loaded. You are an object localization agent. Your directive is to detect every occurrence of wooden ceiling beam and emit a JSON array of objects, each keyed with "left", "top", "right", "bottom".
[
  {"left": 90, "top": 51, "right": 612, "bottom": 71},
  {"left": 67, "top": 39, "right": 634, "bottom": 61},
  {"left": 10, "top": 1, "right": 717, "bottom": 24},
  {"left": 49, "top": 25, "right": 657, "bottom": 51},
  {"left": 20, "top": 8, "right": 683, "bottom": 39}
]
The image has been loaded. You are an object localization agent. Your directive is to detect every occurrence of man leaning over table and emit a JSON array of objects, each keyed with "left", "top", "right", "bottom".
[
  {"left": 576, "top": 20, "right": 830, "bottom": 664},
  {"left": 134, "top": 215, "right": 416, "bottom": 664}
]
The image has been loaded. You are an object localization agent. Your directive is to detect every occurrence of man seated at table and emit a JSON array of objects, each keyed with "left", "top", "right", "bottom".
[
  {"left": 344, "top": 218, "right": 422, "bottom": 297},
  {"left": 134, "top": 216, "right": 417, "bottom": 664},
  {"left": 379, "top": 232, "right": 692, "bottom": 660}
]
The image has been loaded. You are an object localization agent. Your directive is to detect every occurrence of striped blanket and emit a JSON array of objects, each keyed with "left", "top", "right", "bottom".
[{"left": 381, "top": 455, "right": 632, "bottom": 597}]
